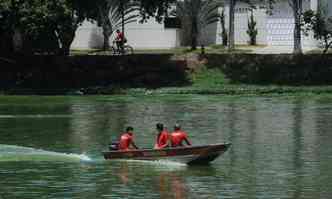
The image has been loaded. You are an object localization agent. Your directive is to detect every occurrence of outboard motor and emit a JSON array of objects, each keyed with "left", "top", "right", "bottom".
[{"left": 109, "top": 141, "right": 119, "bottom": 151}]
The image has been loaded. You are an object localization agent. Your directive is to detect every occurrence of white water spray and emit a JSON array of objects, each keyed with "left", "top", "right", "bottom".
[{"left": 0, "top": 144, "right": 92, "bottom": 162}]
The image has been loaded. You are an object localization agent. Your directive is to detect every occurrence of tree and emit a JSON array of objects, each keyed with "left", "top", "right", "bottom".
[
  {"left": 228, "top": 0, "right": 235, "bottom": 51},
  {"left": 227, "top": 0, "right": 253, "bottom": 51},
  {"left": 0, "top": 1, "right": 13, "bottom": 54},
  {"left": 288, "top": 0, "right": 303, "bottom": 54},
  {"left": 303, "top": 9, "right": 332, "bottom": 54},
  {"left": 246, "top": 9, "right": 257, "bottom": 45},
  {"left": 0, "top": 0, "right": 177, "bottom": 55},
  {"left": 173, "top": 0, "right": 221, "bottom": 50},
  {"left": 220, "top": 8, "right": 228, "bottom": 46},
  {"left": 89, "top": 0, "right": 139, "bottom": 50},
  {"left": 0, "top": 0, "right": 93, "bottom": 55},
  {"left": 266, "top": 0, "right": 303, "bottom": 54},
  {"left": 138, "top": 0, "right": 176, "bottom": 22}
]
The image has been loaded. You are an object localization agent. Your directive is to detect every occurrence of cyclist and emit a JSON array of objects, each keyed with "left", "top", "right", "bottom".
[{"left": 114, "top": 29, "right": 126, "bottom": 53}]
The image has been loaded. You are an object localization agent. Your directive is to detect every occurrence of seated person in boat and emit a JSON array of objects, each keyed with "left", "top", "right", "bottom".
[
  {"left": 118, "top": 126, "right": 139, "bottom": 151},
  {"left": 154, "top": 123, "right": 170, "bottom": 149},
  {"left": 170, "top": 124, "right": 191, "bottom": 147}
]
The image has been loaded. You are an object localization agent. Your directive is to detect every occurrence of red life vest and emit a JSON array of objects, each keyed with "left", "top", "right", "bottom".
[
  {"left": 119, "top": 133, "right": 133, "bottom": 150},
  {"left": 154, "top": 130, "right": 169, "bottom": 149},
  {"left": 170, "top": 130, "right": 188, "bottom": 147}
]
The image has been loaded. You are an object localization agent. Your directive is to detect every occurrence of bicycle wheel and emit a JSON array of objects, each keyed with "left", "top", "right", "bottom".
[
  {"left": 123, "top": 45, "right": 134, "bottom": 55},
  {"left": 110, "top": 46, "right": 118, "bottom": 55}
]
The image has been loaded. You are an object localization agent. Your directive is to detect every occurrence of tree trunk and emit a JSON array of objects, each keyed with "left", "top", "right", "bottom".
[
  {"left": 228, "top": 0, "right": 235, "bottom": 51},
  {"left": 191, "top": 17, "right": 198, "bottom": 50},
  {"left": 103, "top": 32, "right": 110, "bottom": 51},
  {"left": 1, "top": 31, "right": 14, "bottom": 55},
  {"left": 292, "top": 0, "right": 303, "bottom": 54},
  {"left": 102, "top": 20, "right": 113, "bottom": 50},
  {"left": 97, "top": 5, "right": 112, "bottom": 51},
  {"left": 57, "top": 29, "right": 76, "bottom": 56}
]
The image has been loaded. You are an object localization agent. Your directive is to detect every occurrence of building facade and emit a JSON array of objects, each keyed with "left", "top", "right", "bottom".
[{"left": 71, "top": 0, "right": 327, "bottom": 50}]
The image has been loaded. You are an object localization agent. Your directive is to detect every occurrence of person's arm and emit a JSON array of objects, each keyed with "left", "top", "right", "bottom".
[
  {"left": 184, "top": 138, "right": 191, "bottom": 146},
  {"left": 131, "top": 141, "right": 139, "bottom": 149},
  {"left": 184, "top": 133, "right": 191, "bottom": 146}
]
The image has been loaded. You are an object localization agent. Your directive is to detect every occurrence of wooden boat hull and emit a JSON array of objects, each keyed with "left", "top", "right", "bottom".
[{"left": 102, "top": 143, "right": 231, "bottom": 165}]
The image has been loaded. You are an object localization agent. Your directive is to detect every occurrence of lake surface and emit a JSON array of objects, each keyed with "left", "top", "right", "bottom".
[{"left": 0, "top": 94, "right": 332, "bottom": 199}]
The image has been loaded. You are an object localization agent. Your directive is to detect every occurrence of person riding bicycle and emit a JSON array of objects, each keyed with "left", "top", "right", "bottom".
[{"left": 114, "top": 29, "right": 127, "bottom": 52}]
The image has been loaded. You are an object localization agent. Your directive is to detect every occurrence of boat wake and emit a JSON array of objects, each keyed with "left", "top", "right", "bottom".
[
  {"left": 0, "top": 114, "right": 71, "bottom": 119},
  {"left": 0, "top": 144, "right": 91, "bottom": 163}
]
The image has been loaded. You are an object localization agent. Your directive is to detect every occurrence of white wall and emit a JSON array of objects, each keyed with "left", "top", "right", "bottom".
[
  {"left": 71, "top": 21, "right": 104, "bottom": 49},
  {"left": 215, "top": 4, "right": 268, "bottom": 46},
  {"left": 260, "top": 0, "right": 314, "bottom": 47},
  {"left": 71, "top": 17, "right": 180, "bottom": 50},
  {"left": 117, "top": 19, "right": 180, "bottom": 49}
]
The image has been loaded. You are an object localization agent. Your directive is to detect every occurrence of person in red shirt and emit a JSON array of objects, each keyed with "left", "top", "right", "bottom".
[
  {"left": 154, "top": 123, "right": 169, "bottom": 149},
  {"left": 115, "top": 29, "right": 125, "bottom": 52},
  {"left": 170, "top": 124, "right": 191, "bottom": 147},
  {"left": 118, "top": 126, "right": 139, "bottom": 151}
]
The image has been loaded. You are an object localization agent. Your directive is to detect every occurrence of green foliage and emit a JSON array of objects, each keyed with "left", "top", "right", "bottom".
[
  {"left": 246, "top": 10, "right": 258, "bottom": 45},
  {"left": 138, "top": 0, "right": 176, "bottom": 22},
  {"left": 303, "top": 9, "right": 332, "bottom": 54},
  {"left": 191, "top": 68, "right": 228, "bottom": 88},
  {"left": 0, "top": 0, "right": 177, "bottom": 55},
  {"left": 0, "top": 0, "right": 93, "bottom": 55}
]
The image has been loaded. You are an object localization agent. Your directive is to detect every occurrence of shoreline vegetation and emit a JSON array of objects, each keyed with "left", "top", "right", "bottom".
[
  {"left": 2, "top": 48, "right": 332, "bottom": 96},
  {"left": 5, "top": 84, "right": 332, "bottom": 96}
]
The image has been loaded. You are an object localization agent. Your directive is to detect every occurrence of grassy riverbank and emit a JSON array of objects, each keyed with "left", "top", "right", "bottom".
[
  {"left": 2, "top": 53, "right": 332, "bottom": 96},
  {"left": 3, "top": 66, "right": 332, "bottom": 96},
  {"left": 71, "top": 67, "right": 332, "bottom": 96}
]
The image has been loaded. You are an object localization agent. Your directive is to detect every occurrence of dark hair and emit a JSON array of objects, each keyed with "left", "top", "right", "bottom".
[
  {"left": 174, "top": 123, "right": 181, "bottom": 130},
  {"left": 126, "top": 126, "right": 134, "bottom": 132},
  {"left": 156, "top": 123, "right": 164, "bottom": 131},
  {"left": 116, "top": 29, "right": 120, "bottom": 32}
]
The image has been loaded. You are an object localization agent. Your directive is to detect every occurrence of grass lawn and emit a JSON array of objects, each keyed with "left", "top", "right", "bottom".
[{"left": 306, "top": 48, "right": 332, "bottom": 54}]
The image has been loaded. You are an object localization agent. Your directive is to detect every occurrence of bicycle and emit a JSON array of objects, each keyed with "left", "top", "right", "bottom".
[{"left": 111, "top": 41, "right": 134, "bottom": 55}]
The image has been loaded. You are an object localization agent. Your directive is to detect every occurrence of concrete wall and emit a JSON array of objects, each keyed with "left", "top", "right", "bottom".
[
  {"left": 214, "top": 4, "right": 268, "bottom": 46},
  {"left": 71, "top": 21, "right": 104, "bottom": 49},
  {"left": 71, "top": 16, "right": 180, "bottom": 50},
  {"left": 118, "top": 19, "right": 180, "bottom": 49}
]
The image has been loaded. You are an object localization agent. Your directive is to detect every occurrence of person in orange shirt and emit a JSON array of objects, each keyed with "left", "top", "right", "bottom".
[
  {"left": 154, "top": 123, "right": 169, "bottom": 149},
  {"left": 118, "top": 126, "right": 139, "bottom": 151},
  {"left": 170, "top": 124, "right": 191, "bottom": 147}
]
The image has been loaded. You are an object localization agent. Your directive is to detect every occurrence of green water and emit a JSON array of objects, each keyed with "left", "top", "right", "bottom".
[{"left": 0, "top": 95, "right": 332, "bottom": 199}]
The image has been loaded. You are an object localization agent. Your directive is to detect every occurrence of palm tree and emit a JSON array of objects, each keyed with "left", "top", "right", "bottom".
[
  {"left": 96, "top": 0, "right": 139, "bottom": 50},
  {"left": 173, "top": 0, "right": 221, "bottom": 50}
]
